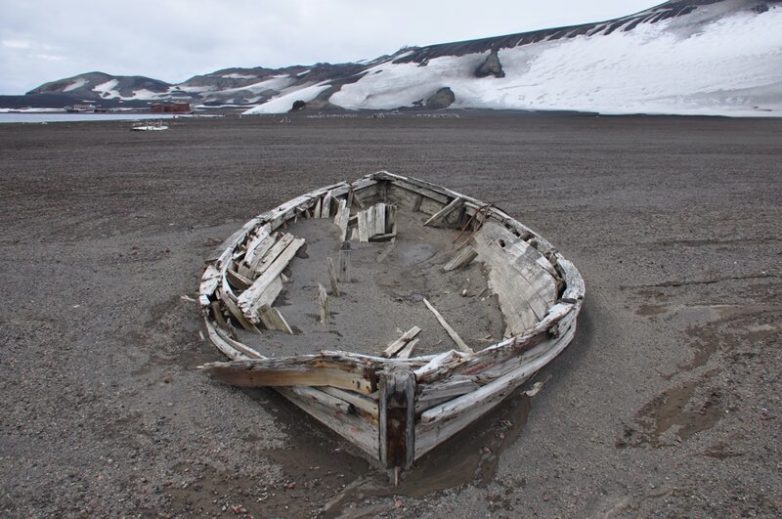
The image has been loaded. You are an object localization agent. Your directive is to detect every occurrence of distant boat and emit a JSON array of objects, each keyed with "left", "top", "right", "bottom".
[{"left": 131, "top": 121, "right": 168, "bottom": 131}]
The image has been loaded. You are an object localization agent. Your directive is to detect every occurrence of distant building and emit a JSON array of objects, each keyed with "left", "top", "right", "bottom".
[
  {"left": 151, "top": 102, "right": 191, "bottom": 114},
  {"left": 65, "top": 103, "right": 96, "bottom": 113}
]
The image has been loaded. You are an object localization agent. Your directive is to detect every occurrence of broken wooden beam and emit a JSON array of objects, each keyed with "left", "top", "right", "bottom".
[
  {"left": 333, "top": 199, "right": 350, "bottom": 242},
  {"left": 396, "top": 338, "right": 419, "bottom": 360},
  {"left": 199, "top": 353, "right": 379, "bottom": 394},
  {"left": 238, "top": 236, "right": 305, "bottom": 322},
  {"left": 248, "top": 233, "right": 294, "bottom": 274},
  {"left": 442, "top": 246, "right": 478, "bottom": 272},
  {"left": 321, "top": 191, "right": 333, "bottom": 218},
  {"left": 424, "top": 197, "right": 463, "bottom": 227},
  {"left": 259, "top": 304, "right": 293, "bottom": 334},
  {"left": 326, "top": 257, "right": 340, "bottom": 296},
  {"left": 382, "top": 326, "right": 421, "bottom": 357},
  {"left": 423, "top": 298, "right": 473, "bottom": 353},
  {"left": 318, "top": 283, "right": 329, "bottom": 324}
]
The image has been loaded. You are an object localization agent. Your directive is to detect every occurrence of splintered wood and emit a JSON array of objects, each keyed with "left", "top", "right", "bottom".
[
  {"left": 238, "top": 234, "right": 305, "bottom": 322},
  {"left": 382, "top": 326, "right": 421, "bottom": 357},
  {"left": 333, "top": 199, "right": 350, "bottom": 242}
]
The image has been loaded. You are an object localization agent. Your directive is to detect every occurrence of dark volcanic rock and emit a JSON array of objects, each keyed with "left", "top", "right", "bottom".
[
  {"left": 290, "top": 100, "right": 307, "bottom": 112},
  {"left": 425, "top": 87, "right": 455, "bottom": 109},
  {"left": 27, "top": 71, "right": 171, "bottom": 100},
  {"left": 475, "top": 49, "right": 505, "bottom": 78}
]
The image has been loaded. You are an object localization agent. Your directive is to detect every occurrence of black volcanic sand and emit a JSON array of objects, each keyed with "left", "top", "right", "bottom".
[
  {"left": 236, "top": 213, "right": 504, "bottom": 358},
  {"left": 1, "top": 112, "right": 780, "bottom": 518}
]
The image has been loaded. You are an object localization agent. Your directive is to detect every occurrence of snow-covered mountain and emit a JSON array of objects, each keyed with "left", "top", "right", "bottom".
[{"left": 9, "top": 0, "right": 782, "bottom": 117}]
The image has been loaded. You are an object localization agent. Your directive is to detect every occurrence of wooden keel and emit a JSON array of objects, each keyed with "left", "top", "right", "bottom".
[{"left": 379, "top": 368, "right": 416, "bottom": 470}]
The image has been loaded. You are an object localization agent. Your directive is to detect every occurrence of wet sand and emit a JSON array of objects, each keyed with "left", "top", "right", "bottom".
[{"left": 1, "top": 112, "right": 780, "bottom": 518}]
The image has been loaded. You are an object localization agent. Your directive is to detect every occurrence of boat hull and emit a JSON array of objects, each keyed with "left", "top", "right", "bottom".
[{"left": 198, "top": 171, "right": 585, "bottom": 471}]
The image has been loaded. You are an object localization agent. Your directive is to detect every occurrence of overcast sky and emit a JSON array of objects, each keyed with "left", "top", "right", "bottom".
[{"left": 0, "top": 0, "right": 662, "bottom": 94}]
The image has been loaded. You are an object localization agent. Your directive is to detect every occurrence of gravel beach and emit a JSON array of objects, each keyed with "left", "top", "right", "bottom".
[{"left": 1, "top": 112, "right": 780, "bottom": 518}]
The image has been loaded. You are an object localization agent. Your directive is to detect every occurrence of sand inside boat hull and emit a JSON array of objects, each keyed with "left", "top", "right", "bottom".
[{"left": 235, "top": 211, "right": 506, "bottom": 358}]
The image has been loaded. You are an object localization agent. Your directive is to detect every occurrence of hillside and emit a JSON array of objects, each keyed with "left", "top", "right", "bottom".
[{"left": 6, "top": 0, "right": 781, "bottom": 117}]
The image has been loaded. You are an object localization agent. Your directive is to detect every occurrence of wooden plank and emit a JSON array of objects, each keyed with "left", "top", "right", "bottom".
[
  {"left": 385, "top": 204, "right": 397, "bottom": 234},
  {"left": 424, "top": 197, "right": 463, "bottom": 227},
  {"left": 204, "top": 316, "right": 262, "bottom": 360},
  {"left": 333, "top": 199, "right": 350, "bottom": 242},
  {"left": 327, "top": 257, "right": 340, "bottom": 296},
  {"left": 382, "top": 177, "right": 449, "bottom": 205},
  {"left": 415, "top": 377, "right": 480, "bottom": 413},
  {"left": 357, "top": 210, "right": 369, "bottom": 242},
  {"left": 210, "top": 301, "right": 228, "bottom": 329},
  {"left": 338, "top": 241, "right": 351, "bottom": 282},
  {"left": 379, "top": 368, "right": 416, "bottom": 469},
  {"left": 244, "top": 224, "right": 272, "bottom": 265},
  {"left": 206, "top": 216, "right": 263, "bottom": 264},
  {"left": 259, "top": 304, "right": 293, "bottom": 334},
  {"left": 249, "top": 233, "right": 294, "bottom": 274},
  {"left": 382, "top": 326, "right": 422, "bottom": 357},
  {"left": 199, "top": 354, "right": 379, "bottom": 394},
  {"left": 321, "top": 191, "right": 333, "bottom": 218},
  {"left": 245, "top": 234, "right": 278, "bottom": 273},
  {"left": 442, "top": 246, "right": 478, "bottom": 272},
  {"left": 226, "top": 268, "right": 252, "bottom": 291},
  {"left": 221, "top": 290, "right": 257, "bottom": 331},
  {"left": 423, "top": 298, "right": 473, "bottom": 353},
  {"left": 199, "top": 264, "right": 221, "bottom": 305},
  {"left": 557, "top": 258, "right": 586, "bottom": 302},
  {"left": 236, "top": 262, "right": 255, "bottom": 280},
  {"left": 238, "top": 236, "right": 305, "bottom": 321},
  {"left": 366, "top": 206, "right": 376, "bottom": 240},
  {"left": 252, "top": 275, "right": 283, "bottom": 310},
  {"left": 321, "top": 387, "right": 379, "bottom": 420},
  {"left": 318, "top": 283, "right": 329, "bottom": 324},
  {"left": 396, "top": 338, "right": 419, "bottom": 360},
  {"left": 373, "top": 203, "right": 386, "bottom": 238},
  {"left": 280, "top": 387, "right": 379, "bottom": 460},
  {"left": 473, "top": 221, "right": 558, "bottom": 336}
]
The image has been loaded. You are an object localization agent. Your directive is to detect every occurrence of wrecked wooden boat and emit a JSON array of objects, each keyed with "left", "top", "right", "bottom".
[{"left": 198, "top": 170, "right": 584, "bottom": 473}]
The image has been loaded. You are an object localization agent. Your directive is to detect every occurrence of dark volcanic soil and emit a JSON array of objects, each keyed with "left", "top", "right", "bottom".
[{"left": 1, "top": 112, "right": 780, "bottom": 518}]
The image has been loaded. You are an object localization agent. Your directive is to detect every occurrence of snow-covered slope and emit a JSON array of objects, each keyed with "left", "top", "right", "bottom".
[
  {"left": 328, "top": 0, "right": 782, "bottom": 116},
  {"left": 28, "top": 71, "right": 172, "bottom": 102},
  {"left": 12, "top": 0, "right": 782, "bottom": 117}
]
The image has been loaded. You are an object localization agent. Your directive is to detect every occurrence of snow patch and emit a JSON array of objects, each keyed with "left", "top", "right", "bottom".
[
  {"left": 243, "top": 83, "right": 331, "bottom": 114},
  {"left": 63, "top": 78, "right": 88, "bottom": 92},
  {"left": 330, "top": 8, "right": 782, "bottom": 117},
  {"left": 92, "top": 79, "right": 119, "bottom": 98}
]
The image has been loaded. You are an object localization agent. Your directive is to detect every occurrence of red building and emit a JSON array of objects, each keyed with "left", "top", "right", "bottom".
[{"left": 150, "top": 102, "right": 191, "bottom": 114}]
